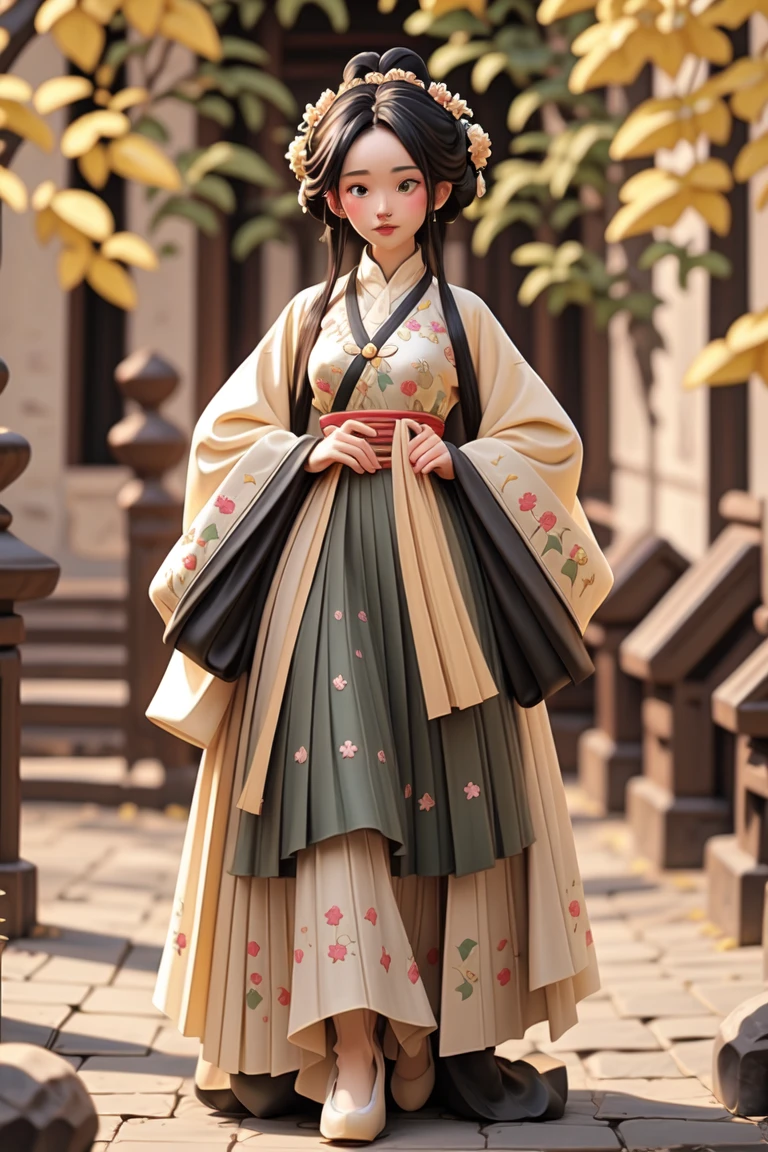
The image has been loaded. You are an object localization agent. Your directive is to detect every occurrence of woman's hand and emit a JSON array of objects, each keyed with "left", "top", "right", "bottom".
[
  {"left": 405, "top": 420, "right": 455, "bottom": 479},
  {"left": 305, "top": 420, "right": 381, "bottom": 475}
]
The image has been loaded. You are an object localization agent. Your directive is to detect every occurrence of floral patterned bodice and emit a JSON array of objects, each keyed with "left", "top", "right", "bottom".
[{"left": 307, "top": 246, "right": 460, "bottom": 422}]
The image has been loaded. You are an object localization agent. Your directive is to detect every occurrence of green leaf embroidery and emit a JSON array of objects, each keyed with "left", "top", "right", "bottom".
[
  {"left": 542, "top": 533, "right": 563, "bottom": 556},
  {"left": 199, "top": 524, "right": 219, "bottom": 544},
  {"left": 246, "top": 988, "right": 263, "bottom": 1010},
  {"left": 377, "top": 373, "right": 393, "bottom": 392},
  {"left": 457, "top": 937, "right": 477, "bottom": 962},
  {"left": 561, "top": 557, "right": 578, "bottom": 587},
  {"left": 455, "top": 979, "right": 474, "bottom": 1001}
]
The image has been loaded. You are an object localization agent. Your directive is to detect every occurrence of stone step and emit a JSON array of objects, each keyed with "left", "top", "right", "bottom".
[
  {"left": 21, "top": 605, "right": 127, "bottom": 647},
  {"left": 21, "top": 726, "right": 125, "bottom": 758},
  {"left": 21, "top": 679, "right": 129, "bottom": 730},
  {"left": 21, "top": 644, "right": 127, "bottom": 680}
]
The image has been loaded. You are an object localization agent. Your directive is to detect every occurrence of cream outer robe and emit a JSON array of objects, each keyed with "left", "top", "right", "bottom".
[{"left": 146, "top": 250, "right": 612, "bottom": 1078}]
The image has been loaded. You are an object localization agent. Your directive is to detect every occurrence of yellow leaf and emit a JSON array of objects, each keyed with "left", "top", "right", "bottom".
[
  {"left": 758, "top": 179, "right": 768, "bottom": 210},
  {"left": 731, "top": 74, "right": 768, "bottom": 123},
  {"left": 52, "top": 9, "right": 105, "bottom": 72},
  {"left": 538, "top": 0, "right": 596, "bottom": 21},
  {"left": 35, "top": 205, "right": 57, "bottom": 242},
  {"left": 734, "top": 131, "right": 768, "bottom": 182},
  {"left": 684, "top": 158, "right": 733, "bottom": 192},
  {"left": 108, "top": 86, "right": 149, "bottom": 112},
  {"left": 81, "top": 0, "right": 122, "bottom": 21},
  {"left": 107, "top": 134, "right": 181, "bottom": 189},
  {"left": 32, "top": 179, "right": 56, "bottom": 211},
  {"left": 422, "top": 0, "right": 487, "bottom": 12},
  {"left": 51, "top": 187, "right": 114, "bottom": 240},
  {"left": 727, "top": 308, "right": 768, "bottom": 354},
  {"left": 78, "top": 143, "right": 110, "bottom": 189},
  {"left": 34, "top": 0, "right": 77, "bottom": 33},
  {"left": 683, "top": 338, "right": 756, "bottom": 386},
  {"left": 93, "top": 88, "right": 111, "bottom": 106},
  {"left": 33, "top": 75, "right": 93, "bottom": 114},
  {"left": 0, "top": 29, "right": 8, "bottom": 52},
  {"left": 86, "top": 253, "right": 138, "bottom": 310},
  {"left": 61, "top": 109, "right": 129, "bottom": 158},
  {"left": 0, "top": 165, "right": 28, "bottom": 212},
  {"left": 0, "top": 75, "right": 33, "bottom": 102},
  {"left": 57, "top": 242, "right": 92, "bottom": 289},
  {"left": 123, "top": 0, "right": 165, "bottom": 35},
  {"left": 158, "top": 0, "right": 223, "bottom": 62},
  {"left": 102, "top": 230, "right": 158, "bottom": 269},
  {"left": 688, "top": 189, "right": 731, "bottom": 233},
  {"left": 605, "top": 190, "right": 687, "bottom": 241},
  {"left": 95, "top": 63, "right": 116, "bottom": 88},
  {"left": 0, "top": 99, "right": 54, "bottom": 152},
  {"left": 618, "top": 166, "right": 679, "bottom": 204}
]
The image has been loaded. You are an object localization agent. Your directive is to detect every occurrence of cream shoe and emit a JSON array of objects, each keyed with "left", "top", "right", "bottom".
[
  {"left": 320, "top": 1039, "right": 386, "bottom": 1142},
  {"left": 390, "top": 1040, "right": 435, "bottom": 1112}
]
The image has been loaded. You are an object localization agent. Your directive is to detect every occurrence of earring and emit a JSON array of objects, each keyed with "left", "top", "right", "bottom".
[{"left": 432, "top": 210, "right": 437, "bottom": 223}]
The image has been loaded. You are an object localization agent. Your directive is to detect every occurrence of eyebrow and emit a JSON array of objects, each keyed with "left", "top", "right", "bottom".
[{"left": 340, "top": 165, "right": 421, "bottom": 177}]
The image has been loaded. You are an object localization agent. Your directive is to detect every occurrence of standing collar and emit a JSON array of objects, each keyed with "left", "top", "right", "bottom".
[{"left": 357, "top": 244, "right": 429, "bottom": 301}]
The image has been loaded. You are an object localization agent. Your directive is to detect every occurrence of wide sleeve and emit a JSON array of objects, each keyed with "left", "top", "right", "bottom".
[
  {"left": 145, "top": 287, "right": 320, "bottom": 746},
  {"left": 445, "top": 288, "right": 613, "bottom": 705}
]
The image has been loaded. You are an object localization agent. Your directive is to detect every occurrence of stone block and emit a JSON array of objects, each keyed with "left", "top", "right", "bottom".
[
  {"left": 79, "top": 1053, "right": 190, "bottom": 1094},
  {"left": 692, "top": 981, "right": 766, "bottom": 1015},
  {"left": 670, "top": 1039, "right": 716, "bottom": 1080},
  {"left": 591, "top": 1077, "right": 713, "bottom": 1100},
  {"left": 1, "top": 980, "right": 90, "bottom": 1007},
  {"left": 706, "top": 835, "right": 768, "bottom": 947},
  {"left": 649, "top": 1016, "right": 722, "bottom": 1047},
  {"left": 33, "top": 955, "right": 118, "bottom": 986},
  {"left": 617, "top": 1117, "right": 763, "bottom": 1148},
  {"left": 595, "top": 1093, "right": 730, "bottom": 1120},
  {"left": 81, "top": 987, "right": 163, "bottom": 1017},
  {"left": 584, "top": 1050, "right": 684, "bottom": 1079},
  {"left": 484, "top": 1122, "right": 620, "bottom": 1149},
  {"left": 53, "top": 1012, "right": 159, "bottom": 1057},
  {"left": 712, "top": 989, "right": 768, "bottom": 1115},
  {"left": 92, "top": 1093, "right": 176, "bottom": 1117},
  {"left": 543, "top": 1019, "right": 661, "bottom": 1053},
  {"left": 0, "top": 1042, "right": 98, "bottom": 1151},
  {"left": 612, "top": 987, "right": 706, "bottom": 1019}
]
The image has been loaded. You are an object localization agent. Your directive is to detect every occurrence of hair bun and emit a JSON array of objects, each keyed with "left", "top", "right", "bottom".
[{"left": 342, "top": 51, "right": 382, "bottom": 83}]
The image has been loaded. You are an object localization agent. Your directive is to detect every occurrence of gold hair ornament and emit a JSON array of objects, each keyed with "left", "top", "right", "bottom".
[{"left": 286, "top": 68, "right": 491, "bottom": 210}]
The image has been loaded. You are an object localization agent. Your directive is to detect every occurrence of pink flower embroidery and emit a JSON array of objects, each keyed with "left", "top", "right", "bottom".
[
  {"left": 294, "top": 746, "right": 308, "bottom": 764},
  {"left": 404, "top": 783, "right": 412, "bottom": 798},
  {"left": 262, "top": 1015, "right": 269, "bottom": 1022},
  {"left": 325, "top": 905, "right": 343, "bottom": 926},
  {"left": 175, "top": 931, "right": 186, "bottom": 956},
  {"left": 247, "top": 941, "right": 260, "bottom": 957},
  {"left": 569, "top": 900, "right": 581, "bottom": 918},
  {"left": 407, "top": 961, "right": 420, "bottom": 984},
  {"left": 538, "top": 511, "right": 557, "bottom": 533},
  {"left": 358, "top": 610, "right": 368, "bottom": 622},
  {"left": 570, "top": 544, "right": 589, "bottom": 565},
  {"left": 339, "top": 740, "right": 357, "bottom": 759},
  {"left": 294, "top": 948, "right": 304, "bottom": 964},
  {"left": 586, "top": 928, "right": 593, "bottom": 946},
  {"left": 377, "top": 750, "right": 386, "bottom": 763},
  {"left": 316, "top": 379, "right": 332, "bottom": 394},
  {"left": 334, "top": 610, "right": 343, "bottom": 620},
  {"left": 427, "top": 947, "right": 439, "bottom": 966},
  {"left": 277, "top": 986, "right": 291, "bottom": 1007},
  {"left": 497, "top": 967, "right": 511, "bottom": 986},
  {"left": 328, "top": 942, "right": 347, "bottom": 963},
  {"left": 419, "top": 793, "right": 435, "bottom": 812},
  {"left": 464, "top": 781, "right": 480, "bottom": 800},
  {"left": 518, "top": 492, "right": 537, "bottom": 512},
  {"left": 355, "top": 649, "right": 363, "bottom": 658},
  {"left": 215, "top": 494, "right": 235, "bottom": 515},
  {"left": 250, "top": 972, "right": 262, "bottom": 985},
  {"left": 444, "top": 345, "right": 455, "bottom": 366},
  {"left": 497, "top": 939, "right": 508, "bottom": 951},
  {"left": 405, "top": 318, "right": 420, "bottom": 331},
  {"left": 400, "top": 379, "right": 417, "bottom": 397},
  {"left": 182, "top": 554, "right": 197, "bottom": 571},
  {"left": 380, "top": 947, "right": 391, "bottom": 973},
  {"left": 365, "top": 907, "right": 378, "bottom": 926},
  {"left": 301, "top": 926, "right": 308, "bottom": 934},
  {"left": 333, "top": 675, "right": 347, "bottom": 691},
  {"left": 430, "top": 321, "right": 446, "bottom": 333}
]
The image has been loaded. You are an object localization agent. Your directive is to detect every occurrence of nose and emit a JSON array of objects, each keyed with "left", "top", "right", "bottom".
[{"left": 376, "top": 203, "right": 392, "bottom": 219}]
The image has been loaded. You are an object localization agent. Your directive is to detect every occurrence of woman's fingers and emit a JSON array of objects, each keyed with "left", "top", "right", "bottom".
[
  {"left": 409, "top": 433, "right": 439, "bottom": 465},
  {"left": 339, "top": 432, "right": 379, "bottom": 471},
  {"left": 342, "top": 419, "right": 377, "bottom": 438},
  {"left": 413, "top": 443, "right": 447, "bottom": 473}
]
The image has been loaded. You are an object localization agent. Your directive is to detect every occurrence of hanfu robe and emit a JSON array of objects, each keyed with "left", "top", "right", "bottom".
[{"left": 146, "top": 246, "right": 613, "bottom": 1102}]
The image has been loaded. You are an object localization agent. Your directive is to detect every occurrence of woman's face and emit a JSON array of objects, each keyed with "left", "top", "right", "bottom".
[{"left": 327, "top": 126, "right": 451, "bottom": 253}]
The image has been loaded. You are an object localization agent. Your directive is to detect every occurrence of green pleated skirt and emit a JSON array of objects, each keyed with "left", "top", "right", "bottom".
[{"left": 231, "top": 468, "right": 535, "bottom": 880}]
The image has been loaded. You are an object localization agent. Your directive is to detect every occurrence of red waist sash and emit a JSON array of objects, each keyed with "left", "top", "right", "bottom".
[{"left": 319, "top": 410, "right": 445, "bottom": 469}]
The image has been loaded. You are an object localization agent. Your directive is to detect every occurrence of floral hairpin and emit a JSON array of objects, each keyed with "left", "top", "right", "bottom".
[{"left": 287, "top": 68, "right": 491, "bottom": 209}]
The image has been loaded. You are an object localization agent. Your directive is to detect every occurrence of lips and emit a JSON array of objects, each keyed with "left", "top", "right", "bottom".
[{"left": 374, "top": 225, "right": 396, "bottom": 233}]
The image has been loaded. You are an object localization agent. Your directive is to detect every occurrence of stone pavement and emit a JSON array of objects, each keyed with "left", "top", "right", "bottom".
[{"left": 3, "top": 785, "right": 768, "bottom": 1151}]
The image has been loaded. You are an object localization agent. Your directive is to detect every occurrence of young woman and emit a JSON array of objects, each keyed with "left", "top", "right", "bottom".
[{"left": 147, "top": 46, "right": 613, "bottom": 1143}]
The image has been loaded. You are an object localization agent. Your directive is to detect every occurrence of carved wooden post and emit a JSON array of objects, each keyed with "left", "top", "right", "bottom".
[
  {"left": 107, "top": 350, "right": 189, "bottom": 772},
  {"left": 0, "top": 360, "right": 60, "bottom": 937}
]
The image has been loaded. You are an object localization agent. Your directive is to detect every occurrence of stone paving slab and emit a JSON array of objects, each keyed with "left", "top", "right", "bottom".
[
  {"left": 541, "top": 1019, "right": 661, "bottom": 1053},
  {"left": 79, "top": 1054, "right": 191, "bottom": 1093},
  {"left": 484, "top": 1122, "right": 621, "bottom": 1149},
  {"left": 81, "top": 987, "right": 164, "bottom": 1017},
  {"left": 583, "top": 1050, "right": 684, "bottom": 1079},
  {"left": 670, "top": 1038, "right": 716, "bottom": 1081},
  {"left": 649, "top": 1014, "right": 722, "bottom": 1046},
  {"left": 1, "top": 978, "right": 90, "bottom": 1006},
  {"left": 114, "top": 1117, "right": 241, "bottom": 1143},
  {"left": 595, "top": 1092, "right": 731, "bottom": 1120},
  {"left": 692, "top": 980, "right": 767, "bottom": 1015},
  {"left": 53, "top": 1011, "right": 159, "bottom": 1056},
  {"left": 618, "top": 1116, "right": 766, "bottom": 1148},
  {"left": 92, "top": 1094, "right": 176, "bottom": 1117}
]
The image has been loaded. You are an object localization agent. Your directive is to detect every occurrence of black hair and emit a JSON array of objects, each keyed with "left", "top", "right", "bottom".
[{"left": 289, "top": 46, "right": 483, "bottom": 441}]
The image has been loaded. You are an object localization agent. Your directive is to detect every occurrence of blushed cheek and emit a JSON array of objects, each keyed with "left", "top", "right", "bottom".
[
  {"left": 340, "top": 193, "right": 368, "bottom": 232},
  {"left": 407, "top": 187, "right": 428, "bottom": 227}
]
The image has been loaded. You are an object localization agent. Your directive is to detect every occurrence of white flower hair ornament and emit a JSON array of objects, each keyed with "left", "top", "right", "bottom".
[{"left": 285, "top": 69, "right": 491, "bottom": 211}]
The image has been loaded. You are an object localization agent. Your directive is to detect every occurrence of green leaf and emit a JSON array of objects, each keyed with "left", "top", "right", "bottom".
[
  {"left": 194, "top": 173, "right": 236, "bottom": 212},
  {"left": 105, "top": 39, "right": 151, "bottom": 68},
  {"left": 134, "top": 116, "right": 170, "bottom": 143},
  {"left": 405, "top": 10, "right": 488, "bottom": 36},
  {"left": 239, "top": 92, "right": 265, "bottom": 132},
  {"left": 621, "top": 290, "right": 663, "bottom": 324},
  {"left": 542, "top": 533, "right": 563, "bottom": 556},
  {"left": 457, "top": 938, "right": 477, "bottom": 963},
  {"left": 225, "top": 67, "right": 296, "bottom": 117},
  {"left": 199, "top": 523, "right": 220, "bottom": 543},
  {"left": 221, "top": 35, "right": 269, "bottom": 64},
  {"left": 512, "top": 241, "right": 556, "bottom": 267},
  {"left": 637, "top": 240, "right": 685, "bottom": 270},
  {"left": 511, "top": 131, "right": 552, "bottom": 155},
  {"left": 377, "top": 373, "right": 393, "bottom": 392},
  {"left": 427, "top": 40, "right": 487, "bottom": 80},
  {"left": 186, "top": 142, "right": 282, "bottom": 189},
  {"left": 518, "top": 266, "right": 556, "bottom": 306},
  {"left": 151, "top": 197, "right": 220, "bottom": 237},
  {"left": 238, "top": 0, "right": 266, "bottom": 27},
  {"left": 471, "top": 202, "right": 542, "bottom": 257},
  {"left": 687, "top": 250, "right": 733, "bottom": 280},
  {"left": 455, "top": 979, "right": 474, "bottom": 1001},
  {"left": 561, "top": 557, "right": 578, "bottom": 586},
  {"left": 198, "top": 94, "right": 235, "bottom": 127},
  {"left": 275, "top": 0, "right": 349, "bottom": 32},
  {"left": 488, "top": 0, "right": 538, "bottom": 20},
  {"left": 548, "top": 279, "right": 592, "bottom": 315},
  {"left": 471, "top": 50, "right": 509, "bottom": 92},
  {"left": 231, "top": 215, "right": 284, "bottom": 260},
  {"left": 158, "top": 242, "right": 179, "bottom": 258},
  {"left": 246, "top": 988, "right": 263, "bottom": 1009},
  {"left": 593, "top": 295, "right": 625, "bottom": 330},
  {"left": 268, "top": 191, "right": 301, "bottom": 218},
  {"left": 548, "top": 198, "right": 587, "bottom": 232},
  {"left": 209, "top": 1, "right": 231, "bottom": 20}
]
